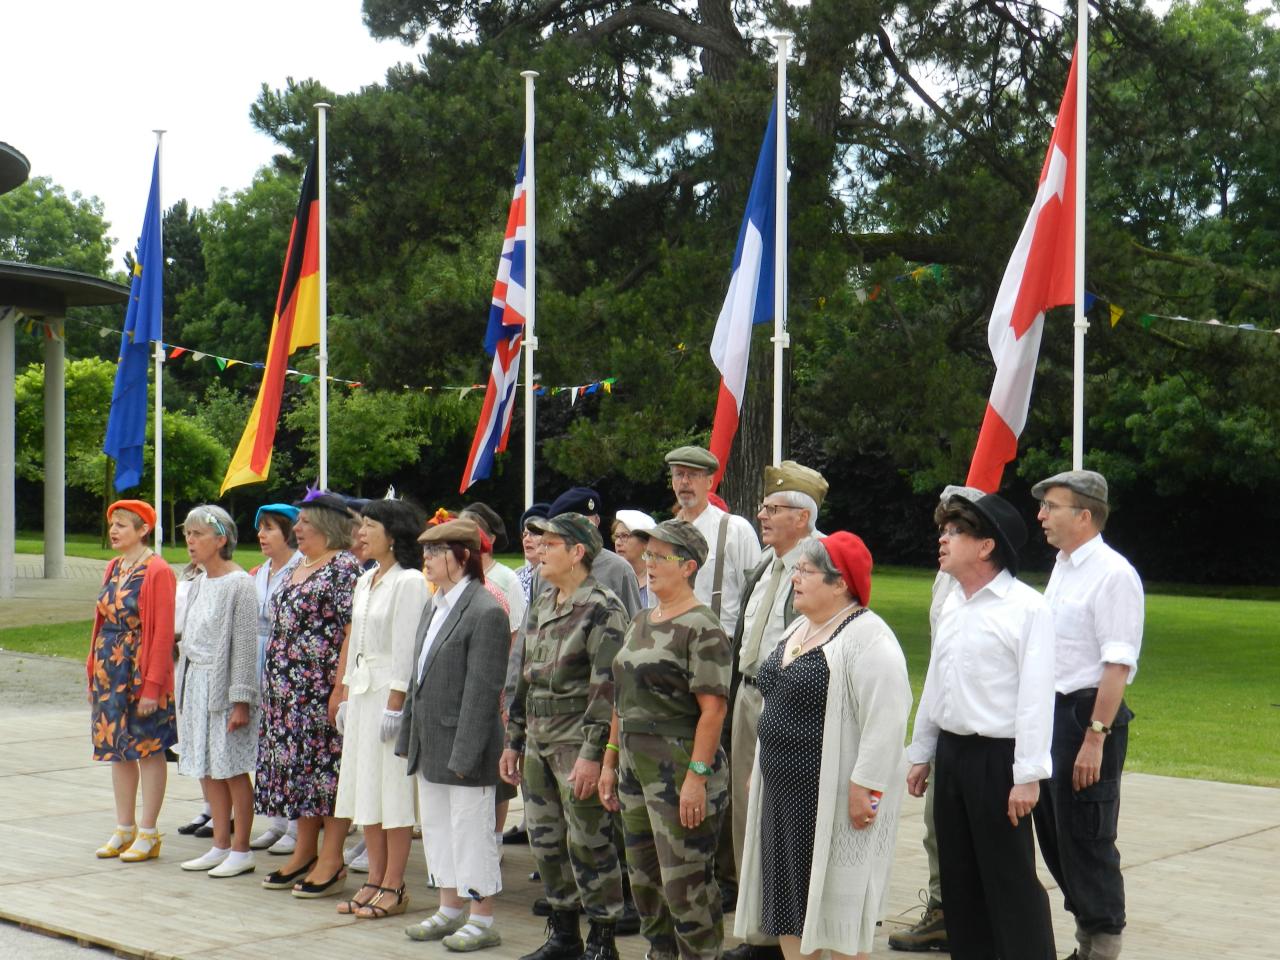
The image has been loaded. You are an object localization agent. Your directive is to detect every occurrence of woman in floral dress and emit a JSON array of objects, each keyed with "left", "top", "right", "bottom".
[
  {"left": 88, "top": 499, "right": 177, "bottom": 862},
  {"left": 255, "top": 494, "right": 360, "bottom": 899}
]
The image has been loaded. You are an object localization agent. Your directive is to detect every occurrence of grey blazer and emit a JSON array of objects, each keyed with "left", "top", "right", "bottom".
[{"left": 396, "top": 580, "right": 509, "bottom": 786}]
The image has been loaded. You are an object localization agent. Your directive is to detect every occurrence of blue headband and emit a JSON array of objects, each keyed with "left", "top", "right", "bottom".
[{"left": 255, "top": 503, "right": 300, "bottom": 528}]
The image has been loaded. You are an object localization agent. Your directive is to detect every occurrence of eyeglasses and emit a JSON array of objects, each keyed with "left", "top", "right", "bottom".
[
  {"left": 423, "top": 544, "right": 451, "bottom": 558},
  {"left": 792, "top": 563, "right": 822, "bottom": 578},
  {"left": 670, "top": 469, "right": 708, "bottom": 483},
  {"left": 1039, "top": 499, "right": 1083, "bottom": 514},
  {"left": 757, "top": 502, "right": 804, "bottom": 518},
  {"left": 613, "top": 532, "right": 632, "bottom": 542},
  {"left": 642, "top": 550, "right": 686, "bottom": 564},
  {"left": 537, "top": 539, "right": 567, "bottom": 553}
]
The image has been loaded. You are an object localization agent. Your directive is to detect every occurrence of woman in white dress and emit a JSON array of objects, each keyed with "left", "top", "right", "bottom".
[
  {"left": 735, "top": 533, "right": 913, "bottom": 960},
  {"left": 333, "top": 498, "right": 429, "bottom": 919},
  {"left": 175, "top": 505, "right": 262, "bottom": 878}
]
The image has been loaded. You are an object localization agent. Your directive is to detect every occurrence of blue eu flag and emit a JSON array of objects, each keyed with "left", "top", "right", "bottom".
[{"left": 103, "top": 149, "right": 163, "bottom": 491}]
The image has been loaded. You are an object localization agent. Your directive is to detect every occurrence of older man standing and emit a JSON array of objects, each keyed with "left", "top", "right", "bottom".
[
  {"left": 906, "top": 493, "right": 1056, "bottom": 960},
  {"left": 665, "top": 446, "right": 761, "bottom": 639},
  {"left": 725, "top": 461, "right": 827, "bottom": 960},
  {"left": 1031, "top": 471, "right": 1143, "bottom": 960}
]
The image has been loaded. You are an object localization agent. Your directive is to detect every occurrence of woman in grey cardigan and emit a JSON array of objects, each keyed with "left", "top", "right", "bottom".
[
  {"left": 397, "top": 518, "right": 510, "bottom": 951},
  {"left": 175, "top": 505, "right": 262, "bottom": 878}
]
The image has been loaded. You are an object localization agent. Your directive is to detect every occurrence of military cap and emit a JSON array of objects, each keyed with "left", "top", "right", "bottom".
[
  {"left": 417, "top": 517, "right": 482, "bottom": 552},
  {"left": 762, "top": 460, "right": 829, "bottom": 510},
  {"left": 1031, "top": 469, "right": 1109, "bottom": 505},
  {"left": 520, "top": 501, "right": 552, "bottom": 531},
  {"left": 664, "top": 445, "right": 720, "bottom": 472},
  {"left": 631, "top": 518, "right": 709, "bottom": 568},
  {"left": 527, "top": 512, "right": 604, "bottom": 560},
  {"left": 549, "top": 486, "right": 603, "bottom": 518}
]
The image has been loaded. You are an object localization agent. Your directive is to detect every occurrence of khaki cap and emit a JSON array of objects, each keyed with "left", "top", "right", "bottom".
[
  {"left": 664, "top": 445, "right": 719, "bottom": 472},
  {"left": 632, "top": 519, "right": 709, "bottom": 568},
  {"left": 418, "top": 517, "right": 482, "bottom": 552},
  {"left": 762, "top": 461, "right": 829, "bottom": 509}
]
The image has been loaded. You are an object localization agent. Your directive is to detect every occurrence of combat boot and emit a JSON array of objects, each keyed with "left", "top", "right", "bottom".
[
  {"left": 887, "top": 894, "right": 947, "bottom": 952},
  {"left": 581, "top": 919, "right": 620, "bottom": 960},
  {"left": 519, "top": 908, "right": 583, "bottom": 960}
]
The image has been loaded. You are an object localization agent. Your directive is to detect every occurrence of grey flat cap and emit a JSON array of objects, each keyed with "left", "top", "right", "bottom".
[
  {"left": 1031, "top": 470, "right": 1108, "bottom": 504},
  {"left": 665, "top": 445, "right": 719, "bottom": 472}
]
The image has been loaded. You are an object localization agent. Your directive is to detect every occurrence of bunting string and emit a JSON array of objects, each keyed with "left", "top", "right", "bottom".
[{"left": 17, "top": 313, "right": 623, "bottom": 402}]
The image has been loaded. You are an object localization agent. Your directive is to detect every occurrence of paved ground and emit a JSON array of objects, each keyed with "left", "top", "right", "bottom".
[{"left": 1, "top": 555, "right": 108, "bottom": 629}]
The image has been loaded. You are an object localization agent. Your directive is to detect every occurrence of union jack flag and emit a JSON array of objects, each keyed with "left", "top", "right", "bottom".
[{"left": 460, "top": 149, "right": 528, "bottom": 492}]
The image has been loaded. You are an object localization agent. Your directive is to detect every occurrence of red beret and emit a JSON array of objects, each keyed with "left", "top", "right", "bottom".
[
  {"left": 819, "top": 531, "right": 873, "bottom": 607},
  {"left": 106, "top": 499, "right": 156, "bottom": 529}
]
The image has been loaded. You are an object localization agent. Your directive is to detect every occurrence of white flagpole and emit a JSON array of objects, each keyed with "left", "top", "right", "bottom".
[
  {"left": 315, "top": 103, "right": 332, "bottom": 489},
  {"left": 1072, "top": 4, "right": 1088, "bottom": 469},
  {"left": 521, "top": 70, "right": 538, "bottom": 509},
  {"left": 772, "top": 34, "right": 791, "bottom": 467},
  {"left": 152, "top": 129, "right": 165, "bottom": 546}
]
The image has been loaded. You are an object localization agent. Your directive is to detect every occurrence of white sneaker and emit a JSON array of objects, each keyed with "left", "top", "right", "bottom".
[
  {"left": 181, "top": 848, "right": 230, "bottom": 872},
  {"left": 267, "top": 832, "right": 296, "bottom": 856},
  {"left": 249, "top": 827, "right": 284, "bottom": 850},
  {"left": 208, "top": 853, "right": 256, "bottom": 878},
  {"left": 349, "top": 848, "right": 369, "bottom": 873}
]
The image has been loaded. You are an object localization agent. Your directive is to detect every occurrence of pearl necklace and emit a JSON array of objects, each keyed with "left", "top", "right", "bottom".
[
  {"left": 300, "top": 550, "right": 335, "bottom": 569},
  {"left": 788, "top": 602, "right": 861, "bottom": 658}
]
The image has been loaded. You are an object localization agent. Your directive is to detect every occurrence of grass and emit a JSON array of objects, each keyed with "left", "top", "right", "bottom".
[
  {"left": 4, "top": 554, "right": 1275, "bottom": 787},
  {"left": 16, "top": 531, "right": 262, "bottom": 568}
]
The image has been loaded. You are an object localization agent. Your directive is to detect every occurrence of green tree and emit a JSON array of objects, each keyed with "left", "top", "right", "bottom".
[{"left": 0, "top": 176, "right": 115, "bottom": 277}]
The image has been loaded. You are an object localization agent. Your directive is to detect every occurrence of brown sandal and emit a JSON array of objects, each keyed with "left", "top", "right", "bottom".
[
  {"left": 337, "top": 883, "right": 380, "bottom": 915},
  {"left": 355, "top": 884, "right": 408, "bottom": 919}
]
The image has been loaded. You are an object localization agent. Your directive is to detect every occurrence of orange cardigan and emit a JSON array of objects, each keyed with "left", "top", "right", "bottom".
[{"left": 86, "top": 554, "right": 178, "bottom": 703}]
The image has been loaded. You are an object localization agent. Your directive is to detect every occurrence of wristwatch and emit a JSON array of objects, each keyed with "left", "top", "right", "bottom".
[
  {"left": 687, "top": 760, "right": 713, "bottom": 776},
  {"left": 1088, "top": 720, "right": 1112, "bottom": 735}
]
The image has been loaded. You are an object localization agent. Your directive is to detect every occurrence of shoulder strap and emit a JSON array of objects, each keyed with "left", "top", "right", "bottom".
[{"left": 710, "top": 514, "right": 730, "bottom": 618}]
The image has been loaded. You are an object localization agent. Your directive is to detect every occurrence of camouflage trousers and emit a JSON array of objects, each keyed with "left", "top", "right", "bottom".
[
  {"left": 618, "top": 733, "right": 729, "bottom": 960},
  {"left": 524, "top": 738, "right": 625, "bottom": 920}
]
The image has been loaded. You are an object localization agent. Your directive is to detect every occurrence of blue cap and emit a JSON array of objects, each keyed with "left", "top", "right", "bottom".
[
  {"left": 549, "top": 486, "right": 603, "bottom": 518},
  {"left": 254, "top": 503, "right": 300, "bottom": 528}
]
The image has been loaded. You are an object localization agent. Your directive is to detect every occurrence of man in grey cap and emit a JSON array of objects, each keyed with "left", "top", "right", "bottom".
[
  {"left": 665, "top": 446, "right": 761, "bottom": 639},
  {"left": 1031, "top": 470, "right": 1143, "bottom": 960}
]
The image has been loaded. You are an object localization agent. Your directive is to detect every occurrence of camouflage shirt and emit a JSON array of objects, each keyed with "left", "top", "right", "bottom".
[
  {"left": 612, "top": 604, "right": 731, "bottom": 737},
  {"left": 506, "top": 576, "right": 628, "bottom": 763}
]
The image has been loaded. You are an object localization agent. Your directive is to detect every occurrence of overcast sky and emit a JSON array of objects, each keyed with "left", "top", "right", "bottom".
[{"left": 6, "top": 0, "right": 425, "bottom": 265}]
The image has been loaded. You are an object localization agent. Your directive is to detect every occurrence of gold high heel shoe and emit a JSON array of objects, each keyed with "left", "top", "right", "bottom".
[
  {"left": 95, "top": 826, "right": 137, "bottom": 859},
  {"left": 119, "top": 828, "right": 162, "bottom": 862}
]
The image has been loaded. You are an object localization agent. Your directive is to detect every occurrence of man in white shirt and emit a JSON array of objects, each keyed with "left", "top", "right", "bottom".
[
  {"left": 1030, "top": 470, "right": 1143, "bottom": 960},
  {"left": 906, "top": 493, "right": 1056, "bottom": 960},
  {"left": 724, "top": 460, "right": 826, "bottom": 960},
  {"left": 665, "top": 446, "right": 761, "bottom": 639}
]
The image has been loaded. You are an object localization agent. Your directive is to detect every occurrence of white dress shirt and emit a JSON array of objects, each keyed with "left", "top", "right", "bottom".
[
  {"left": 907, "top": 570, "right": 1055, "bottom": 784},
  {"left": 689, "top": 504, "right": 761, "bottom": 638},
  {"left": 1043, "top": 534, "right": 1144, "bottom": 694},
  {"left": 416, "top": 576, "right": 472, "bottom": 684}
]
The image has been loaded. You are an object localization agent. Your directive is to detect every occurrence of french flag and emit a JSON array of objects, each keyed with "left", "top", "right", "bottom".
[
  {"left": 967, "top": 50, "right": 1078, "bottom": 493},
  {"left": 460, "top": 149, "right": 528, "bottom": 493},
  {"left": 708, "top": 104, "right": 778, "bottom": 489}
]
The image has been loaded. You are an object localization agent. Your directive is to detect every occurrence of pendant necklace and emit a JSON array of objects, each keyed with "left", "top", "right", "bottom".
[{"left": 789, "top": 602, "right": 860, "bottom": 658}]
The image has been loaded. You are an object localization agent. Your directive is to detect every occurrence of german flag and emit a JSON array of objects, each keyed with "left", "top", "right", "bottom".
[{"left": 220, "top": 146, "right": 321, "bottom": 493}]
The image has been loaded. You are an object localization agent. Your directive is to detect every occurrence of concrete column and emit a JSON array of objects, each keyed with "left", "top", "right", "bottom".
[
  {"left": 43, "top": 326, "right": 65, "bottom": 580},
  {"left": 0, "top": 309, "right": 16, "bottom": 598}
]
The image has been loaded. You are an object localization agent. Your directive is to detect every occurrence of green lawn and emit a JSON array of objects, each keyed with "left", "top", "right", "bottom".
[
  {"left": 3, "top": 561, "right": 1275, "bottom": 787},
  {"left": 16, "top": 531, "right": 262, "bottom": 568}
]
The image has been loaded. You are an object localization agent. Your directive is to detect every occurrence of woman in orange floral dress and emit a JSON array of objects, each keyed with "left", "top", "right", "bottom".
[{"left": 88, "top": 499, "right": 178, "bottom": 862}]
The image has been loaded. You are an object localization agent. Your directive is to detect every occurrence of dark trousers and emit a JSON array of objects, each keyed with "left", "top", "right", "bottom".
[
  {"left": 1033, "top": 691, "right": 1132, "bottom": 935},
  {"left": 934, "top": 731, "right": 1055, "bottom": 960}
]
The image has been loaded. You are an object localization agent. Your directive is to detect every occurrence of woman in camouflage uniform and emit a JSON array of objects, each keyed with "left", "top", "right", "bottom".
[{"left": 599, "top": 519, "right": 731, "bottom": 960}]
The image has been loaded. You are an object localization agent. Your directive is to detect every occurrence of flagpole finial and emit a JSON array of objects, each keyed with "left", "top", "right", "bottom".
[
  {"left": 521, "top": 70, "right": 539, "bottom": 79},
  {"left": 314, "top": 102, "right": 332, "bottom": 114}
]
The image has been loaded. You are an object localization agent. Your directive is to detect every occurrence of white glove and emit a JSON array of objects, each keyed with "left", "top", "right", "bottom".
[
  {"left": 335, "top": 700, "right": 348, "bottom": 734},
  {"left": 380, "top": 709, "right": 404, "bottom": 743}
]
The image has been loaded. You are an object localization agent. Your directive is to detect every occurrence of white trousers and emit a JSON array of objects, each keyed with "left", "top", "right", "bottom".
[{"left": 417, "top": 776, "right": 503, "bottom": 899}]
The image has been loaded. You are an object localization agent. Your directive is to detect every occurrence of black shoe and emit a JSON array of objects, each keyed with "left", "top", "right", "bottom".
[
  {"left": 178, "top": 812, "right": 211, "bottom": 836},
  {"left": 887, "top": 896, "right": 947, "bottom": 952},
  {"left": 582, "top": 920, "right": 620, "bottom": 960},
  {"left": 529, "top": 869, "right": 541, "bottom": 882},
  {"left": 532, "top": 897, "right": 551, "bottom": 917},
  {"left": 615, "top": 901, "right": 640, "bottom": 937},
  {"left": 194, "top": 818, "right": 232, "bottom": 840},
  {"left": 503, "top": 825, "right": 529, "bottom": 845},
  {"left": 724, "top": 945, "right": 784, "bottom": 960},
  {"left": 519, "top": 909, "right": 582, "bottom": 960}
]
